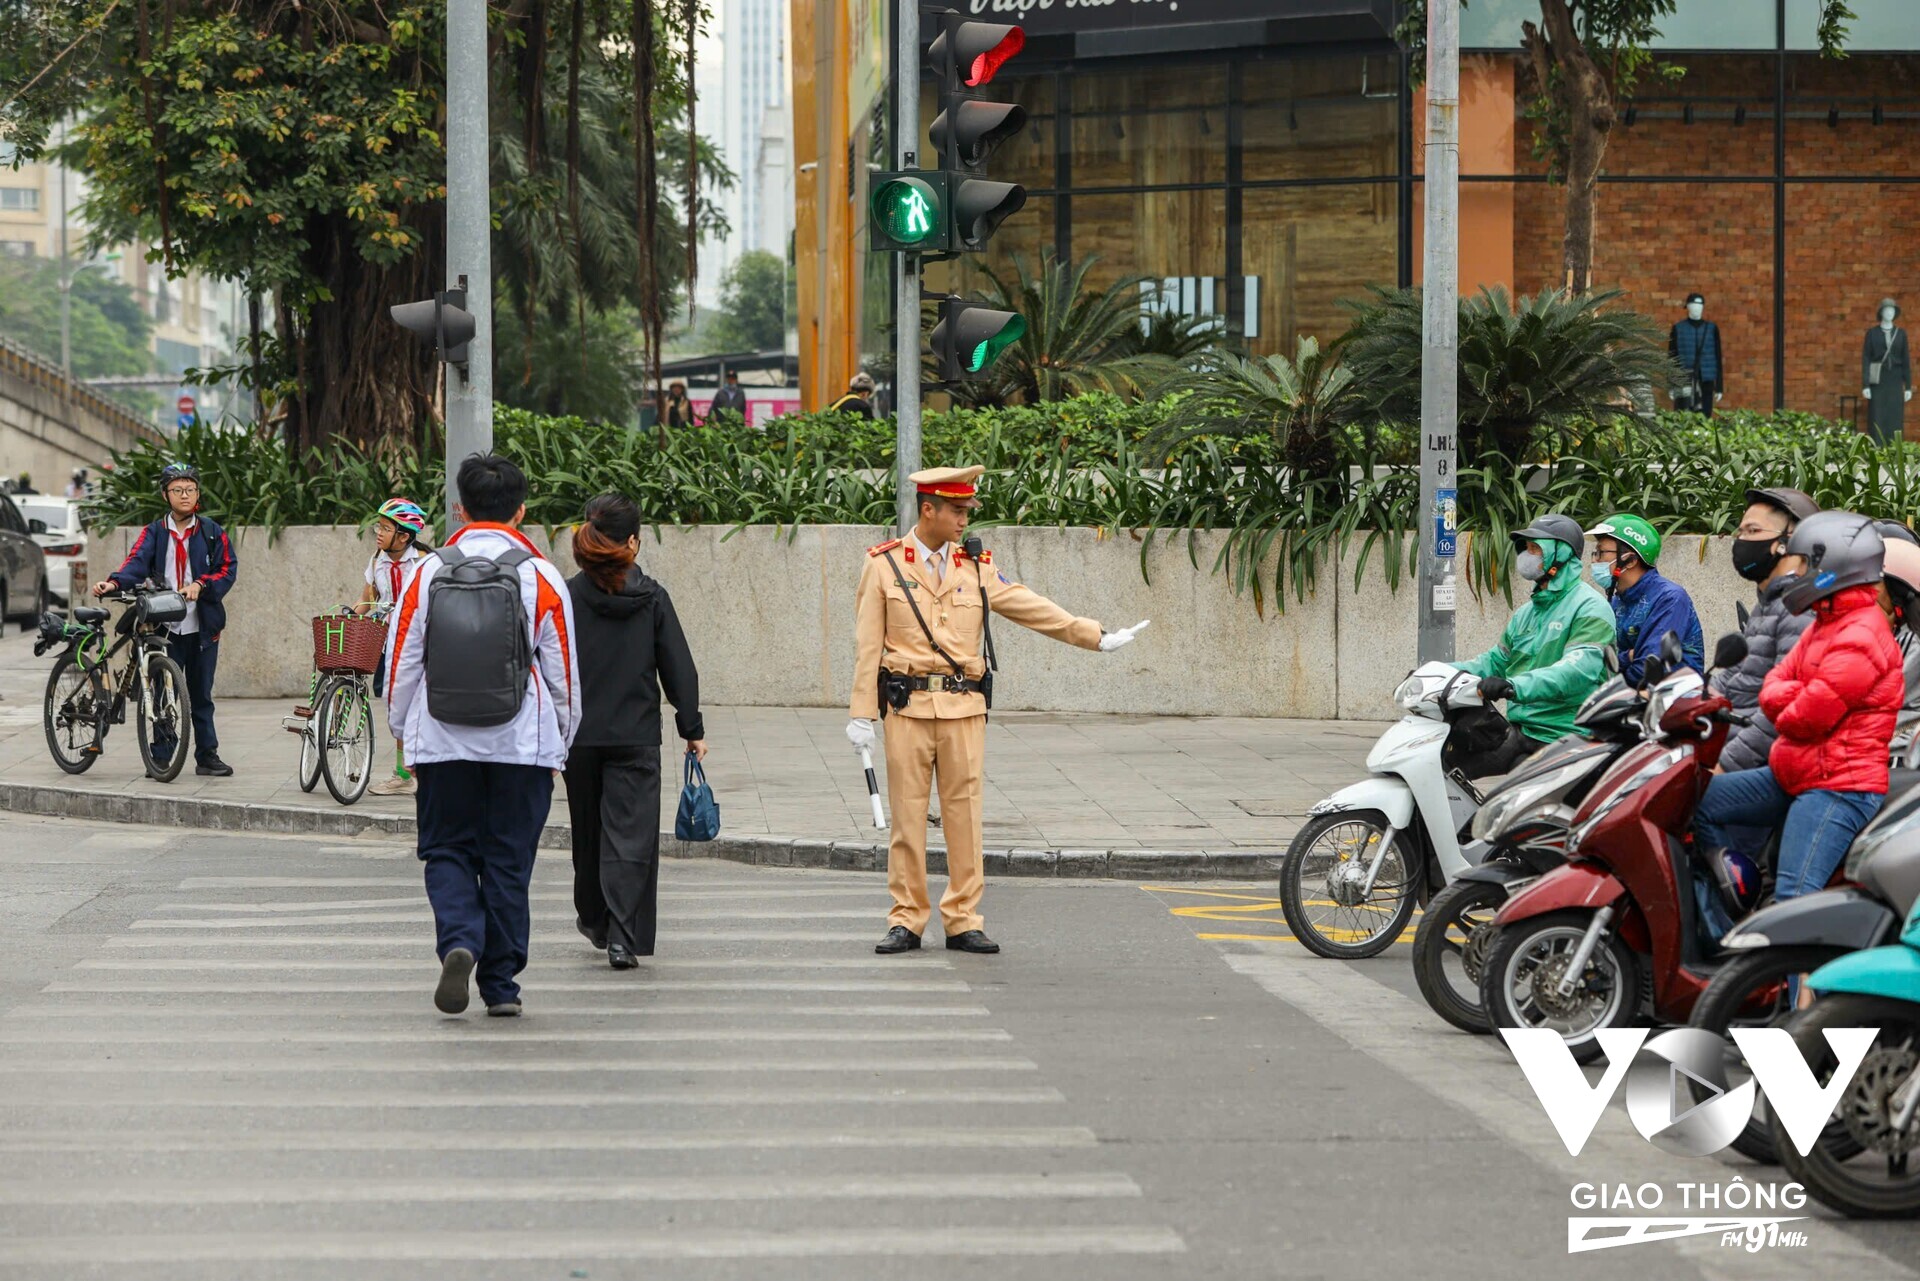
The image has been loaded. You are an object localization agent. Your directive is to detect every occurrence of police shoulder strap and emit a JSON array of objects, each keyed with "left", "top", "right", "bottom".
[{"left": 880, "top": 549, "right": 968, "bottom": 684}]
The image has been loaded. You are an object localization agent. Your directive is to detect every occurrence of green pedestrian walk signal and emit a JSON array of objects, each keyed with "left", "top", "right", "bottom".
[{"left": 870, "top": 173, "right": 950, "bottom": 253}]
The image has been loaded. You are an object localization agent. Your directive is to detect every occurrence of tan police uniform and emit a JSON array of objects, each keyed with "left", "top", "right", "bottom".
[{"left": 850, "top": 466, "right": 1104, "bottom": 938}]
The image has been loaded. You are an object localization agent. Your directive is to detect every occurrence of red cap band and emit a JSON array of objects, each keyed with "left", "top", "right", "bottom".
[{"left": 916, "top": 482, "right": 977, "bottom": 499}]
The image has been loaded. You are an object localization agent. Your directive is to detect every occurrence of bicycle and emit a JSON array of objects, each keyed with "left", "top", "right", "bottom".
[
  {"left": 35, "top": 583, "right": 193, "bottom": 782},
  {"left": 285, "top": 605, "right": 388, "bottom": 805}
]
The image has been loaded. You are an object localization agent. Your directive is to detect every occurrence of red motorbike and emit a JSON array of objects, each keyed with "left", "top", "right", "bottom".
[{"left": 1480, "top": 634, "right": 1754, "bottom": 1063}]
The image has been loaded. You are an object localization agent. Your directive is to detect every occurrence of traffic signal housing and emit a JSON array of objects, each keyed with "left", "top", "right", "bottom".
[
  {"left": 928, "top": 14, "right": 1027, "bottom": 254},
  {"left": 390, "top": 287, "right": 477, "bottom": 368},
  {"left": 930, "top": 296, "right": 1026, "bottom": 383}
]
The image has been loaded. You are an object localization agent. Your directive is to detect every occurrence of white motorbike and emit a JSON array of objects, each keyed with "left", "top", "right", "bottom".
[{"left": 1279, "top": 663, "right": 1504, "bottom": 958}]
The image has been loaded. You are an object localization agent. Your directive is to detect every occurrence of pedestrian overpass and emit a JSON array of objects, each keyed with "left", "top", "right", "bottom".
[{"left": 0, "top": 334, "right": 162, "bottom": 488}]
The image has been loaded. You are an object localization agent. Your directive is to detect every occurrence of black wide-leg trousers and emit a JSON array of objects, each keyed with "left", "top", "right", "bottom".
[{"left": 565, "top": 744, "right": 664, "bottom": 955}]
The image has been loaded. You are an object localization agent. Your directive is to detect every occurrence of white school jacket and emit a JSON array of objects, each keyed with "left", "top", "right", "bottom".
[{"left": 384, "top": 523, "right": 581, "bottom": 770}]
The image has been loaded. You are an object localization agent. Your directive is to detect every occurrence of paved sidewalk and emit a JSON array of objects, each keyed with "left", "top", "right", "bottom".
[{"left": 0, "top": 631, "right": 1386, "bottom": 868}]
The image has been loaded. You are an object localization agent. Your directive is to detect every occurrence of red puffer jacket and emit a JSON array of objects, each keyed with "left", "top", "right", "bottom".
[{"left": 1761, "top": 585, "right": 1904, "bottom": 795}]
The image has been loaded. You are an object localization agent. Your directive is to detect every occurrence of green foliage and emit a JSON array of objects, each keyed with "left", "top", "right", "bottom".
[
  {"left": 1342, "top": 285, "right": 1675, "bottom": 459},
  {"left": 493, "top": 305, "right": 643, "bottom": 423},
  {"left": 708, "top": 250, "right": 788, "bottom": 353},
  {"left": 1148, "top": 338, "right": 1360, "bottom": 473},
  {"left": 958, "top": 252, "right": 1177, "bottom": 406},
  {"left": 87, "top": 400, "right": 1908, "bottom": 617},
  {"left": 0, "top": 259, "right": 153, "bottom": 380}
]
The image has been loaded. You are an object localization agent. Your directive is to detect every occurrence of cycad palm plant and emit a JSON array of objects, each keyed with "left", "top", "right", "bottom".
[
  {"left": 1341, "top": 285, "right": 1675, "bottom": 461},
  {"left": 961, "top": 252, "right": 1174, "bottom": 405},
  {"left": 1147, "top": 336, "right": 1360, "bottom": 475}
]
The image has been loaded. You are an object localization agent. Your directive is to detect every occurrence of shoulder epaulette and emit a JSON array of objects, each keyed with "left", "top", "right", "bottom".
[
  {"left": 955, "top": 548, "right": 991, "bottom": 565},
  {"left": 867, "top": 538, "right": 903, "bottom": 557}
]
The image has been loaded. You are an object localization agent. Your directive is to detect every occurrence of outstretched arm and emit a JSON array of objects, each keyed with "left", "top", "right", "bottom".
[{"left": 985, "top": 568, "right": 1102, "bottom": 650}]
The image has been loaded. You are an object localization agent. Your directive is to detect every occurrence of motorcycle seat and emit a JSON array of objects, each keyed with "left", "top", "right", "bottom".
[{"left": 71, "top": 607, "right": 108, "bottom": 625}]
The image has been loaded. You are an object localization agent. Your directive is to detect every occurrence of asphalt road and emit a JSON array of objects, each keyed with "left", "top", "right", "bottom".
[{"left": 0, "top": 814, "right": 1916, "bottom": 1280}]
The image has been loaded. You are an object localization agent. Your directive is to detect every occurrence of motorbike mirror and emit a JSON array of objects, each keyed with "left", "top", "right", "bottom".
[
  {"left": 1602, "top": 645, "right": 1620, "bottom": 676},
  {"left": 1659, "top": 630, "right": 1685, "bottom": 667},
  {"left": 1640, "top": 656, "right": 1668, "bottom": 689},
  {"left": 1711, "top": 632, "right": 1749, "bottom": 673}
]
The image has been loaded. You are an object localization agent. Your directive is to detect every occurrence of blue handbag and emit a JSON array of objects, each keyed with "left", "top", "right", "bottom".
[{"left": 674, "top": 752, "right": 721, "bottom": 842}]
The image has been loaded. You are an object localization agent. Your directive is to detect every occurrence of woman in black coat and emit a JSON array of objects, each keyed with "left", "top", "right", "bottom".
[{"left": 565, "top": 493, "right": 705, "bottom": 969}]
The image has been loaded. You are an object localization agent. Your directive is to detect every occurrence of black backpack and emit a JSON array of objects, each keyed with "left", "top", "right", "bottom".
[{"left": 423, "top": 544, "right": 534, "bottom": 727}]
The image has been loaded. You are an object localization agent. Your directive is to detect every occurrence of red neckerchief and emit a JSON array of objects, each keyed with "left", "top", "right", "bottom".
[{"left": 168, "top": 518, "right": 195, "bottom": 586}]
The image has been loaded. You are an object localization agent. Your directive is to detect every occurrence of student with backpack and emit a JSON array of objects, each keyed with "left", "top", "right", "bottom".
[{"left": 385, "top": 456, "right": 581, "bottom": 1018}]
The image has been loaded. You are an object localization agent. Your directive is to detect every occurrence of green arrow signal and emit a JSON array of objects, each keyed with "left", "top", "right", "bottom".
[{"left": 969, "top": 314, "right": 1026, "bottom": 372}]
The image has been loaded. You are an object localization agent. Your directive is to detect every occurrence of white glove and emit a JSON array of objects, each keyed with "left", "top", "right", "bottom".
[
  {"left": 1714, "top": 392, "right": 1724, "bottom": 402},
  {"left": 846, "top": 718, "right": 876, "bottom": 754},
  {"left": 1865, "top": 387, "right": 1874, "bottom": 401},
  {"left": 1099, "top": 619, "right": 1150, "bottom": 653}
]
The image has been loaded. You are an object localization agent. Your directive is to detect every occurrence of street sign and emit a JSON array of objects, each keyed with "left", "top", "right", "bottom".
[
  {"left": 176, "top": 394, "right": 196, "bottom": 416},
  {"left": 1434, "top": 487, "right": 1458, "bottom": 558}
]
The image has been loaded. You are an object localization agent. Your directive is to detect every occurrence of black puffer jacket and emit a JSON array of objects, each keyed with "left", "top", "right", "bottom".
[
  {"left": 1713, "top": 577, "right": 1813, "bottom": 773},
  {"left": 567, "top": 564, "right": 704, "bottom": 748}
]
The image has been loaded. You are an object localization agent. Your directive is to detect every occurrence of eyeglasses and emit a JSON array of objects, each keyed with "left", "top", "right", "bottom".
[{"left": 166, "top": 484, "right": 200, "bottom": 496}]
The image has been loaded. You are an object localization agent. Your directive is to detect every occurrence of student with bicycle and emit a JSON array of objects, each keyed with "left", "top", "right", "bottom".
[
  {"left": 92, "top": 462, "right": 237, "bottom": 777},
  {"left": 356, "top": 498, "right": 431, "bottom": 797}
]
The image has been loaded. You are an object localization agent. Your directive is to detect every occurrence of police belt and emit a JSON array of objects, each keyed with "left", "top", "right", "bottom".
[{"left": 892, "top": 670, "right": 985, "bottom": 695}]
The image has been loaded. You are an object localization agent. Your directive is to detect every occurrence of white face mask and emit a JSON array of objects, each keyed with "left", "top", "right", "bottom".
[
  {"left": 1515, "top": 551, "right": 1547, "bottom": 582},
  {"left": 1883, "top": 307, "right": 1898, "bottom": 326},
  {"left": 1687, "top": 302, "right": 1704, "bottom": 321}
]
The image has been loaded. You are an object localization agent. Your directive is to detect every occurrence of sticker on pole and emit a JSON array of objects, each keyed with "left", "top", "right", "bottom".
[
  {"left": 1433, "top": 578, "right": 1457, "bottom": 613},
  {"left": 1434, "top": 488, "right": 1458, "bottom": 558}
]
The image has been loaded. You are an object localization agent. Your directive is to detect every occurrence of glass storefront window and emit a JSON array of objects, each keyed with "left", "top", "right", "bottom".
[
  {"left": 1243, "top": 54, "right": 1400, "bottom": 183},
  {"left": 1072, "top": 189, "right": 1229, "bottom": 323},
  {"left": 1071, "top": 65, "right": 1227, "bottom": 188},
  {"left": 1467, "top": 0, "right": 1778, "bottom": 50},
  {"left": 1242, "top": 183, "right": 1396, "bottom": 357},
  {"left": 1789, "top": 0, "right": 1920, "bottom": 52},
  {"left": 1605, "top": 54, "right": 1776, "bottom": 177},
  {"left": 1784, "top": 180, "right": 1920, "bottom": 426}
]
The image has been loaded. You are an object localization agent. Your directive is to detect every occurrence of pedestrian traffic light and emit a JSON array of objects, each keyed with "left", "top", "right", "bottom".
[
  {"left": 389, "top": 286, "right": 477, "bottom": 369},
  {"left": 927, "top": 13, "right": 1028, "bottom": 255},
  {"left": 930, "top": 296, "right": 1026, "bottom": 383},
  {"left": 869, "top": 172, "right": 949, "bottom": 253}
]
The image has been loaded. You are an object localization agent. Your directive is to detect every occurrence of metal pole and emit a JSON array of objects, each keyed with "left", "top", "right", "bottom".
[
  {"left": 1417, "top": 0, "right": 1459, "bottom": 663},
  {"left": 892, "top": 0, "right": 921, "bottom": 536},
  {"left": 443, "top": 0, "right": 493, "bottom": 526},
  {"left": 57, "top": 119, "right": 71, "bottom": 379}
]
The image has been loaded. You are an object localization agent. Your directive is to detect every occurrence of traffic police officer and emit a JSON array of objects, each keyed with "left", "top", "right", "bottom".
[{"left": 847, "top": 466, "right": 1149, "bottom": 954}]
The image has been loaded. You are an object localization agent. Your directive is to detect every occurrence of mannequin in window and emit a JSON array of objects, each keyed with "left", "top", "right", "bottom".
[
  {"left": 1863, "top": 298, "right": 1912, "bottom": 445},
  {"left": 1668, "top": 292, "right": 1725, "bottom": 417}
]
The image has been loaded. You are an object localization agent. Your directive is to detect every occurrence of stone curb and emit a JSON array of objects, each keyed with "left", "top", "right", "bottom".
[{"left": 0, "top": 781, "right": 1283, "bottom": 882}]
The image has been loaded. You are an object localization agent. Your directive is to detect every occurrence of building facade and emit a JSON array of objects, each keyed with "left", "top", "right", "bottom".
[
  {"left": 724, "top": 0, "right": 792, "bottom": 261},
  {"left": 791, "top": 0, "right": 1920, "bottom": 420}
]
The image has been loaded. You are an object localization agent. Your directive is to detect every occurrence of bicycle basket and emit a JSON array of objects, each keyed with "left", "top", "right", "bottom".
[
  {"left": 312, "top": 614, "right": 387, "bottom": 674},
  {"left": 139, "top": 589, "right": 189, "bottom": 625}
]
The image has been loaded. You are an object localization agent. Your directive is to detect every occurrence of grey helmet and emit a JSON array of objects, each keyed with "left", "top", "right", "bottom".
[
  {"left": 1782, "top": 511, "right": 1885, "bottom": 615},
  {"left": 1509, "top": 513, "right": 1585, "bottom": 560}
]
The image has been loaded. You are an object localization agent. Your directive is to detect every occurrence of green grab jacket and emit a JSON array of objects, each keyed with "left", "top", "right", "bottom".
[{"left": 1457, "top": 568, "right": 1618, "bottom": 743}]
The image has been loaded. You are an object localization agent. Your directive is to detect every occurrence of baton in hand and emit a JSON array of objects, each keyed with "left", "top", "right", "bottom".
[{"left": 860, "top": 746, "right": 887, "bottom": 830}]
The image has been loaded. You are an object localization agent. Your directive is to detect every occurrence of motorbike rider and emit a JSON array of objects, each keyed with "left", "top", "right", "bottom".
[
  {"left": 1456, "top": 514, "right": 1617, "bottom": 775},
  {"left": 1695, "top": 512, "right": 1905, "bottom": 912},
  {"left": 1587, "top": 512, "right": 1704, "bottom": 685},
  {"left": 1715, "top": 487, "right": 1819, "bottom": 774},
  {"left": 1874, "top": 526, "right": 1920, "bottom": 752}
]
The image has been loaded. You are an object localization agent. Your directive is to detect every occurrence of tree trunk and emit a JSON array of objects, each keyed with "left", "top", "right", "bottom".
[
  {"left": 1525, "top": 2, "right": 1616, "bottom": 295},
  {"left": 280, "top": 213, "right": 442, "bottom": 452}
]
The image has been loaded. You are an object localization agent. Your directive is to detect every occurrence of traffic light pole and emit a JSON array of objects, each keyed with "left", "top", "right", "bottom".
[
  {"left": 1418, "top": 0, "right": 1459, "bottom": 663},
  {"left": 444, "top": 0, "right": 493, "bottom": 526},
  {"left": 893, "top": 0, "right": 922, "bottom": 536}
]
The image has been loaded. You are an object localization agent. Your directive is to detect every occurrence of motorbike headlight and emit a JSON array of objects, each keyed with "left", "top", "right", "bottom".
[
  {"left": 1470, "top": 757, "right": 1601, "bottom": 842},
  {"left": 1394, "top": 675, "right": 1423, "bottom": 711}
]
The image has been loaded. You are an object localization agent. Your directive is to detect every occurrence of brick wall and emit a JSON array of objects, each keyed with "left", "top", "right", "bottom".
[{"left": 1499, "top": 51, "right": 1920, "bottom": 423}]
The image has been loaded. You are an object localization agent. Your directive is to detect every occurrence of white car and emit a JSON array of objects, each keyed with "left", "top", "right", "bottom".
[{"left": 16, "top": 496, "right": 86, "bottom": 604}]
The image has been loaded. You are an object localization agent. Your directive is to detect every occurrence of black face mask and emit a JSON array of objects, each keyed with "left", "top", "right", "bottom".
[{"left": 1731, "top": 535, "right": 1783, "bottom": 583}]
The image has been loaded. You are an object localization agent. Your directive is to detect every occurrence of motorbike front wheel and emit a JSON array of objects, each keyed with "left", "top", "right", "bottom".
[
  {"left": 1279, "top": 810, "right": 1421, "bottom": 959},
  {"left": 1412, "top": 878, "right": 1509, "bottom": 1034},
  {"left": 1688, "top": 944, "right": 1853, "bottom": 1166},
  {"left": 1774, "top": 993, "right": 1920, "bottom": 1219},
  {"left": 1481, "top": 909, "right": 1641, "bottom": 1064}
]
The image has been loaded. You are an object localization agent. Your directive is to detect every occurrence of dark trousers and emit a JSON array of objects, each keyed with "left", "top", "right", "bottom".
[
  {"left": 565, "top": 744, "right": 663, "bottom": 955},
  {"left": 1458, "top": 727, "right": 1553, "bottom": 781},
  {"left": 416, "top": 760, "right": 554, "bottom": 1005},
  {"left": 163, "top": 632, "right": 218, "bottom": 762}
]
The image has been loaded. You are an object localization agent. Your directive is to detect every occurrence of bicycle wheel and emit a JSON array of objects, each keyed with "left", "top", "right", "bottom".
[
  {"left": 42, "top": 653, "right": 102, "bottom": 774},
  {"left": 318, "top": 677, "right": 374, "bottom": 805},
  {"left": 136, "top": 651, "right": 191, "bottom": 783},
  {"left": 297, "top": 716, "right": 323, "bottom": 792}
]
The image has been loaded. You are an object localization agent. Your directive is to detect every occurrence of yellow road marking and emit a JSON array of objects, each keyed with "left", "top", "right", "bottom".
[
  {"left": 1144, "top": 884, "right": 1421, "bottom": 946},
  {"left": 1195, "top": 931, "right": 1417, "bottom": 944}
]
